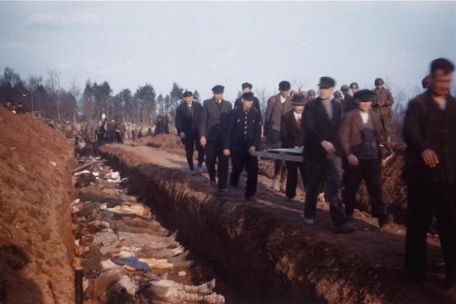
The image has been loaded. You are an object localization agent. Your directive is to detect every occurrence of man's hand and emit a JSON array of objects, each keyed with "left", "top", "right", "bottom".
[
  {"left": 421, "top": 149, "right": 439, "bottom": 168},
  {"left": 200, "top": 136, "right": 207, "bottom": 147},
  {"left": 223, "top": 149, "right": 230, "bottom": 157},
  {"left": 347, "top": 154, "right": 359, "bottom": 166},
  {"left": 180, "top": 132, "right": 186, "bottom": 139},
  {"left": 321, "top": 140, "right": 336, "bottom": 154},
  {"left": 248, "top": 146, "right": 256, "bottom": 154}
]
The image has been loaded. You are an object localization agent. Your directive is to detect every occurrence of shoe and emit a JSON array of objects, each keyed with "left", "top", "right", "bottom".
[
  {"left": 302, "top": 216, "right": 315, "bottom": 225},
  {"left": 218, "top": 187, "right": 229, "bottom": 193},
  {"left": 378, "top": 214, "right": 394, "bottom": 228},
  {"left": 210, "top": 180, "right": 217, "bottom": 188},
  {"left": 335, "top": 223, "right": 355, "bottom": 234}
]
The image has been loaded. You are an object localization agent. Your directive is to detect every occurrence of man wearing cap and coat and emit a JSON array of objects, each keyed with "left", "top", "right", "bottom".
[
  {"left": 302, "top": 76, "right": 353, "bottom": 233},
  {"left": 175, "top": 91, "right": 204, "bottom": 172},
  {"left": 200, "top": 85, "right": 232, "bottom": 191},
  {"left": 264, "top": 81, "right": 293, "bottom": 191},
  {"left": 234, "top": 82, "right": 261, "bottom": 114},
  {"left": 223, "top": 92, "right": 262, "bottom": 200},
  {"left": 341, "top": 85, "right": 357, "bottom": 112},
  {"left": 281, "top": 93, "right": 307, "bottom": 201},
  {"left": 339, "top": 89, "right": 393, "bottom": 227}
]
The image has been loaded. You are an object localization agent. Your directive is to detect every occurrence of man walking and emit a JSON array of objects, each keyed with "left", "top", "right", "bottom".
[
  {"left": 302, "top": 77, "right": 353, "bottom": 233},
  {"left": 339, "top": 89, "right": 393, "bottom": 227},
  {"left": 175, "top": 91, "right": 204, "bottom": 173},
  {"left": 200, "top": 85, "right": 232, "bottom": 191},
  {"left": 264, "top": 81, "right": 292, "bottom": 191},
  {"left": 223, "top": 92, "right": 262, "bottom": 200},
  {"left": 403, "top": 58, "right": 456, "bottom": 289}
]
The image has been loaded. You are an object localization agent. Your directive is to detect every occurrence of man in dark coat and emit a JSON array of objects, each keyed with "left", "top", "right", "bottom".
[
  {"left": 302, "top": 77, "right": 353, "bottom": 233},
  {"left": 175, "top": 91, "right": 204, "bottom": 172},
  {"left": 264, "top": 80, "right": 293, "bottom": 191},
  {"left": 234, "top": 82, "right": 261, "bottom": 114},
  {"left": 339, "top": 89, "right": 393, "bottom": 227},
  {"left": 373, "top": 78, "right": 394, "bottom": 146},
  {"left": 223, "top": 92, "right": 262, "bottom": 200},
  {"left": 340, "top": 85, "right": 357, "bottom": 112},
  {"left": 403, "top": 58, "right": 456, "bottom": 289},
  {"left": 199, "top": 85, "right": 232, "bottom": 191},
  {"left": 281, "top": 93, "right": 306, "bottom": 201}
]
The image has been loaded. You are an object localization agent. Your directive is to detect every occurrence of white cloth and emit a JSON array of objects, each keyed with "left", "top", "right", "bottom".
[
  {"left": 293, "top": 112, "right": 302, "bottom": 121},
  {"left": 322, "top": 99, "right": 333, "bottom": 119},
  {"left": 360, "top": 111, "right": 369, "bottom": 124},
  {"left": 280, "top": 95, "right": 286, "bottom": 103}
]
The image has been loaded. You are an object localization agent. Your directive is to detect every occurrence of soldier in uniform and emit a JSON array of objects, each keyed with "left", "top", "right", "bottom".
[
  {"left": 306, "top": 89, "right": 316, "bottom": 102},
  {"left": 264, "top": 81, "right": 292, "bottom": 191},
  {"left": 373, "top": 78, "right": 394, "bottom": 146},
  {"left": 97, "top": 113, "right": 107, "bottom": 143},
  {"left": 175, "top": 91, "right": 205, "bottom": 173},
  {"left": 281, "top": 93, "right": 306, "bottom": 201},
  {"left": 199, "top": 85, "right": 232, "bottom": 191},
  {"left": 349, "top": 82, "right": 359, "bottom": 96},
  {"left": 223, "top": 92, "right": 262, "bottom": 200},
  {"left": 339, "top": 89, "right": 393, "bottom": 227},
  {"left": 234, "top": 82, "right": 261, "bottom": 113},
  {"left": 302, "top": 77, "right": 353, "bottom": 233},
  {"left": 341, "top": 85, "right": 357, "bottom": 112},
  {"left": 403, "top": 58, "right": 456, "bottom": 289}
]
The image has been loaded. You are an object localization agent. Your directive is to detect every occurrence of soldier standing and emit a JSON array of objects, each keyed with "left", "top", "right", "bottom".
[
  {"left": 373, "top": 78, "right": 394, "bottom": 146},
  {"left": 175, "top": 91, "right": 205, "bottom": 173},
  {"left": 302, "top": 77, "right": 353, "bottom": 233},
  {"left": 264, "top": 81, "right": 292, "bottom": 191},
  {"left": 281, "top": 93, "right": 306, "bottom": 201},
  {"left": 349, "top": 82, "right": 359, "bottom": 96},
  {"left": 223, "top": 92, "right": 262, "bottom": 200},
  {"left": 199, "top": 85, "right": 232, "bottom": 191},
  {"left": 340, "top": 85, "right": 357, "bottom": 112},
  {"left": 339, "top": 89, "right": 393, "bottom": 227},
  {"left": 403, "top": 58, "right": 456, "bottom": 289}
]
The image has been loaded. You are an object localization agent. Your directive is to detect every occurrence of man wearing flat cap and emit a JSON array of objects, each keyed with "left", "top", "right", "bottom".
[
  {"left": 265, "top": 80, "right": 293, "bottom": 191},
  {"left": 303, "top": 76, "right": 353, "bottom": 233},
  {"left": 175, "top": 91, "right": 205, "bottom": 173},
  {"left": 234, "top": 82, "right": 261, "bottom": 114},
  {"left": 373, "top": 77, "right": 394, "bottom": 147},
  {"left": 199, "top": 85, "right": 232, "bottom": 191},
  {"left": 223, "top": 92, "right": 262, "bottom": 200},
  {"left": 281, "top": 93, "right": 307, "bottom": 201},
  {"left": 339, "top": 89, "right": 393, "bottom": 228}
]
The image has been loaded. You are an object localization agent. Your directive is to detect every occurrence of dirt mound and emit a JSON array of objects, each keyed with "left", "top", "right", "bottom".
[{"left": 0, "top": 107, "right": 75, "bottom": 303}]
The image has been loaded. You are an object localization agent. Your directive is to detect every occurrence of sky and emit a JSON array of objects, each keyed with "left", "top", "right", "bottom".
[{"left": 0, "top": 1, "right": 455, "bottom": 101}]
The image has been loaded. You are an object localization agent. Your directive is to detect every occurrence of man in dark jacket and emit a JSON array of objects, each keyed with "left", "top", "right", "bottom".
[
  {"left": 234, "top": 82, "right": 261, "bottom": 113},
  {"left": 200, "top": 85, "right": 232, "bottom": 191},
  {"left": 223, "top": 92, "right": 262, "bottom": 200},
  {"left": 303, "top": 77, "right": 353, "bottom": 233},
  {"left": 281, "top": 93, "right": 306, "bottom": 201},
  {"left": 403, "top": 58, "right": 456, "bottom": 289},
  {"left": 175, "top": 91, "right": 204, "bottom": 172},
  {"left": 265, "top": 80, "right": 293, "bottom": 191},
  {"left": 373, "top": 78, "right": 394, "bottom": 146},
  {"left": 339, "top": 89, "right": 393, "bottom": 227}
]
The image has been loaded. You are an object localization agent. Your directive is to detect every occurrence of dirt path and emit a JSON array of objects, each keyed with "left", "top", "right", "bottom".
[{"left": 100, "top": 143, "right": 456, "bottom": 304}]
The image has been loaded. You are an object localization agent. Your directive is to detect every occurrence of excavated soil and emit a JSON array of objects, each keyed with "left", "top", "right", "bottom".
[
  {"left": 99, "top": 142, "right": 456, "bottom": 304},
  {"left": 0, "top": 107, "right": 75, "bottom": 303}
]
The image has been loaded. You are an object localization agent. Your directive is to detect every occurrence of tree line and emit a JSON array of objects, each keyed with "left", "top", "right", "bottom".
[{"left": 0, "top": 67, "right": 201, "bottom": 125}]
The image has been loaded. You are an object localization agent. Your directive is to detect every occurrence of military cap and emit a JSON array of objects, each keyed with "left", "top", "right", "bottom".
[
  {"left": 349, "top": 82, "right": 359, "bottom": 89},
  {"left": 340, "top": 85, "right": 349, "bottom": 92}
]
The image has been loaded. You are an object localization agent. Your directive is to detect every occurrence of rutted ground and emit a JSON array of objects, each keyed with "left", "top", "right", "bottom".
[{"left": 100, "top": 142, "right": 456, "bottom": 304}]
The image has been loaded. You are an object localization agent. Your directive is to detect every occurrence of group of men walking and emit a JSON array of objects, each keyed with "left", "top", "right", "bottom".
[{"left": 175, "top": 57, "right": 456, "bottom": 290}]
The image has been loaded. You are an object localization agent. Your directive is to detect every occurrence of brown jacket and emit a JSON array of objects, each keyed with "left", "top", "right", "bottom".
[
  {"left": 373, "top": 88, "right": 394, "bottom": 115},
  {"left": 339, "top": 109, "right": 383, "bottom": 159},
  {"left": 264, "top": 94, "right": 292, "bottom": 134}
]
